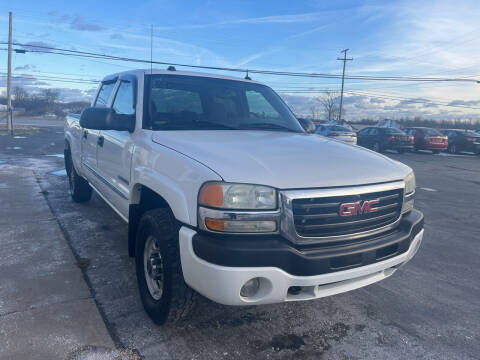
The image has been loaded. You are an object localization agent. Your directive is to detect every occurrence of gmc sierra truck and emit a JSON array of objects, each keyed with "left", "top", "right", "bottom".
[{"left": 64, "top": 69, "right": 424, "bottom": 325}]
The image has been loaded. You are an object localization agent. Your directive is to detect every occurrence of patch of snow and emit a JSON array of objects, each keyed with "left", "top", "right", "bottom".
[
  {"left": 13, "top": 136, "right": 27, "bottom": 139},
  {"left": 6, "top": 146, "right": 22, "bottom": 150},
  {"left": 50, "top": 169, "right": 67, "bottom": 176},
  {"left": 420, "top": 187, "right": 437, "bottom": 192},
  {"left": 45, "top": 154, "right": 65, "bottom": 158}
]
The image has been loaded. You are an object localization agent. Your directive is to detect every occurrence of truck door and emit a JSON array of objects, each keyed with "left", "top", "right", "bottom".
[
  {"left": 96, "top": 75, "right": 137, "bottom": 218},
  {"left": 81, "top": 80, "right": 117, "bottom": 184}
]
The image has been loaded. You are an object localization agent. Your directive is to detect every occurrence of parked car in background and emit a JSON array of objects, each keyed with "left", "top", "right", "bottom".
[
  {"left": 404, "top": 127, "right": 448, "bottom": 154},
  {"left": 357, "top": 127, "right": 414, "bottom": 153},
  {"left": 297, "top": 118, "right": 316, "bottom": 133},
  {"left": 439, "top": 129, "right": 480, "bottom": 154},
  {"left": 315, "top": 124, "right": 357, "bottom": 144}
]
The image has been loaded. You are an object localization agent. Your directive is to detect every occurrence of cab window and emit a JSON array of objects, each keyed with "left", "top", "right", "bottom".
[
  {"left": 112, "top": 80, "right": 135, "bottom": 115},
  {"left": 94, "top": 81, "right": 116, "bottom": 107}
]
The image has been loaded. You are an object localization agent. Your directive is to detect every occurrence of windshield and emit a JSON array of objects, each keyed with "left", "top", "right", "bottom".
[
  {"left": 384, "top": 128, "right": 405, "bottom": 135},
  {"left": 423, "top": 128, "right": 442, "bottom": 135},
  {"left": 327, "top": 125, "right": 352, "bottom": 132},
  {"left": 144, "top": 75, "right": 304, "bottom": 132}
]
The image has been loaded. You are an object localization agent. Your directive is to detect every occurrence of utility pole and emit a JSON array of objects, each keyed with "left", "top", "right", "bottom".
[
  {"left": 7, "top": 11, "right": 13, "bottom": 135},
  {"left": 337, "top": 49, "right": 353, "bottom": 124}
]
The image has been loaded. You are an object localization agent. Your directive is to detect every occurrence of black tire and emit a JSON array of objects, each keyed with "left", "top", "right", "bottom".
[
  {"left": 448, "top": 143, "right": 457, "bottom": 154},
  {"left": 135, "top": 208, "right": 196, "bottom": 325},
  {"left": 432, "top": 150, "right": 440, "bottom": 154},
  {"left": 372, "top": 142, "right": 382, "bottom": 152},
  {"left": 65, "top": 149, "right": 92, "bottom": 203},
  {"left": 397, "top": 149, "right": 405, "bottom": 154}
]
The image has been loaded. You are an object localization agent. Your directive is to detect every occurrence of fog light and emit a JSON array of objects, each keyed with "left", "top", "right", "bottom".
[
  {"left": 402, "top": 199, "right": 414, "bottom": 213},
  {"left": 240, "top": 278, "right": 260, "bottom": 298}
]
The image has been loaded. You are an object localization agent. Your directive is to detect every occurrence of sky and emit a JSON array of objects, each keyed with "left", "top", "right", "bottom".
[{"left": 1, "top": 0, "right": 480, "bottom": 121}]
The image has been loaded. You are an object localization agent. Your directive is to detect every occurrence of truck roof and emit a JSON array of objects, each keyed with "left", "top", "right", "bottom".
[{"left": 102, "top": 68, "right": 262, "bottom": 84}]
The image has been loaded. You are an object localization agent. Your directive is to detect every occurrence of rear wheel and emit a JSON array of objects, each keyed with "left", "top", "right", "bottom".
[
  {"left": 65, "top": 149, "right": 92, "bottom": 203},
  {"left": 135, "top": 208, "right": 197, "bottom": 325},
  {"left": 432, "top": 150, "right": 440, "bottom": 154},
  {"left": 373, "top": 142, "right": 382, "bottom": 152}
]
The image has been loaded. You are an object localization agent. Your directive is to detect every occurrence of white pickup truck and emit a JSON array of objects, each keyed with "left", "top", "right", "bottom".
[{"left": 64, "top": 69, "right": 424, "bottom": 325}]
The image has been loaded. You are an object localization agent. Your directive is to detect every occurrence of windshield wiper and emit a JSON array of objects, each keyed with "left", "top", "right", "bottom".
[
  {"left": 239, "top": 122, "right": 299, "bottom": 133},
  {"left": 194, "top": 120, "right": 239, "bottom": 130}
]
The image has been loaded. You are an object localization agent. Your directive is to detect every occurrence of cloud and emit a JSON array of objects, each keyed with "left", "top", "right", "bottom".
[
  {"left": 0, "top": 74, "right": 48, "bottom": 87},
  {"left": 20, "top": 41, "right": 54, "bottom": 52},
  {"left": 14, "top": 64, "right": 37, "bottom": 71},
  {"left": 110, "top": 33, "right": 124, "bottom": 40},
  {"left": 370, "top": 98, "right": 386, "bottom": 104},
  {"left": 155, "top": 10, "right": 339, "bottom": 31},
  {"left": 56, "top": 87, "right": 97, "bottom": 102},
  {"left": 70, "top": 15, "right": 105, "bottom": 31},
  {"left": 448, "top": 99, "right": 480, "bottom": 106}
]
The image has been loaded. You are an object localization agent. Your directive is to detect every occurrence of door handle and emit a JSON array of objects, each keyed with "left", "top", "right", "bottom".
[
  {"left": 97, "top": 136, "right": 104, "bottom": 147},
  {"left": 83, "top": 130, "right": 88, "bottom": 139}
]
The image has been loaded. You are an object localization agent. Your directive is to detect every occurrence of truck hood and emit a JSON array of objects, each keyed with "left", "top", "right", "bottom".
[{"left": 152, "top": 131, "right": 411, "bottom": 189}]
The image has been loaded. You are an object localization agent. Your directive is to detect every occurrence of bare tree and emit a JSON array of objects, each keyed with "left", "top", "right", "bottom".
[
  {"left": 317, "top": 91, "right": 340, "bottom": 122},
  {"left": 41, "top": 88, "right": 60, "bottom": 104},
  {"left": 13, "top": 86, "right": 28, "bottom": 103},
  {"left": 310, "top": 106, "right": 320, "bottom": 121}
]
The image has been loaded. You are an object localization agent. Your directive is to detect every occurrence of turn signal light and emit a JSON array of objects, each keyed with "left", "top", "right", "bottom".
[
  {"left": 204, "top": 218, "right": 276, "bottom": 233},
  {"left": 199, "top": 183, "right": 224, "bottom": 207},
  {"left": 205, "top": 218, "right": 225, "bottom": 231}
]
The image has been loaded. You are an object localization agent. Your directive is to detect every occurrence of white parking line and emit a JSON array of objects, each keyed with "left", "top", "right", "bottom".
[
  {"left": 45, "top": 154, "right": 65, "bottom": 159},
  {"left": 437, "top": 152, "right": 473, "bottom": 157}
]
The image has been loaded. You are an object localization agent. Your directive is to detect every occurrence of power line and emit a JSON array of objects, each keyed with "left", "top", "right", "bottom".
[{"left": 2, "top": 42, "right": 479, "bottom": 83}]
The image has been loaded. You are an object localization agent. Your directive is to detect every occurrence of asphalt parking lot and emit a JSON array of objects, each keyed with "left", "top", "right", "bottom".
[{"left": 1, "top": 125, "right": 479, "bottom": 360}]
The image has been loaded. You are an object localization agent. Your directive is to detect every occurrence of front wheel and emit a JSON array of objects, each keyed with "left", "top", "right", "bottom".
[{"left": 135, "top": 208, "right": 197, "bottom": 325}]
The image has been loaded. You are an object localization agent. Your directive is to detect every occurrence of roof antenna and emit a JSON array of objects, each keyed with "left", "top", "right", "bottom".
[
  {"left": 244, "top": 70, "right": 251, "bottom": 80},
  {"left": 150, "top": 24, "right": 153, "bottom": 74}
]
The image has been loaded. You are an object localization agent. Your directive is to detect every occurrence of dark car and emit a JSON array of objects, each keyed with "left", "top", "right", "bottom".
[
  {"left": 404, "top": 127, "right": 448, "bottom": 154},
  {"left": 439, "top": 129, "right": 480, "bottom": 154},
  {"left": 357, "top": 127, "right": 414, "bottom": 153}
]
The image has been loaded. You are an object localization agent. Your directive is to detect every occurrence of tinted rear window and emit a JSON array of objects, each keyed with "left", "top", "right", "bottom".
[
  {"left": 384, "top": 128, "right": 405, "bottom": 135},
  {"left": 423, "top": 128, "right": 442, "bottom": 135},
  {"left": 327, "top": 125, "right": 352, "bottom": 132}
]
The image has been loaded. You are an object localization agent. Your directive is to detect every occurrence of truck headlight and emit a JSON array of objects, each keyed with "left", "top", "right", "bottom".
[
  {"left": 402, "top": 172, "right": 415, "bottom": 213},
  {"left": 198, "top": 182, "right": 279, "bottom": 233},
  {"left": 199, "top": 182, "right": 277, "bottom": 210}
]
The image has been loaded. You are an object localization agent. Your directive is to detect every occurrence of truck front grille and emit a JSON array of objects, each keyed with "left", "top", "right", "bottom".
[{"left": 292, "top": 188, "right": 403, "bottom": 238}]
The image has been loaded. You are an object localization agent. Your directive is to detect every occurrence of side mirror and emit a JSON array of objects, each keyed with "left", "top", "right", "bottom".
[
  {"left": 80, "top": 107, "right": 135, "bottom": 132},
  {"left": 298, "top": 118, "right": 316, "bottom": 133}
]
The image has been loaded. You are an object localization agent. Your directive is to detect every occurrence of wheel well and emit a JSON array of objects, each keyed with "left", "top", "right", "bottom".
[{"left": 128, "top": 185, "right": 172, "bottom": 257}]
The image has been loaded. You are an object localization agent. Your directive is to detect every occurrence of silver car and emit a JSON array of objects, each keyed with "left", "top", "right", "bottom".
[{"left": 315, "top": 124, "right": 357, "bottom": 144}]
